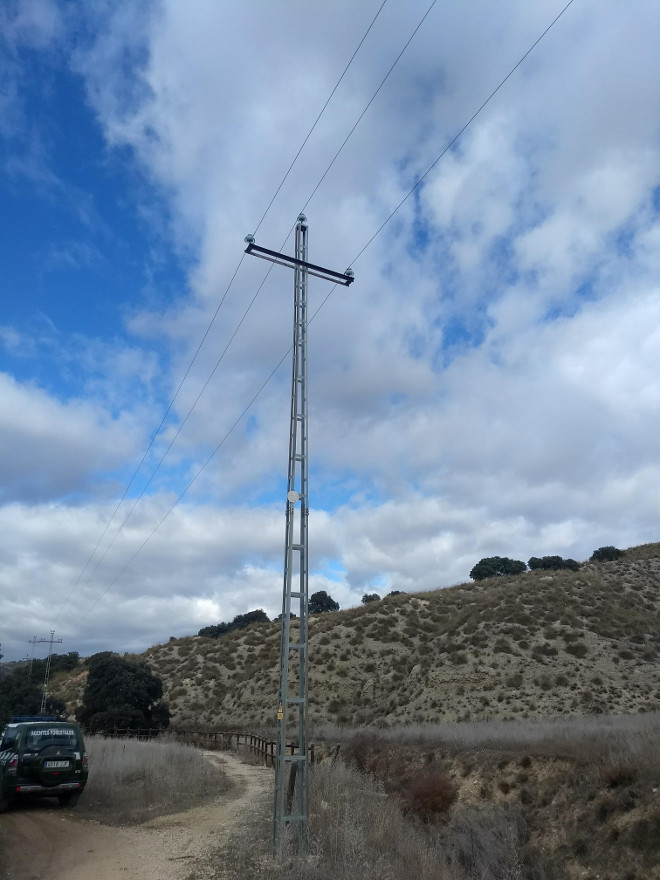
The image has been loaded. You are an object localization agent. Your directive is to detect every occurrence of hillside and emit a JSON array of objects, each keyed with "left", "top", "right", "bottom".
[{"left": 139, "top": 543, "right": 660, "bottom": 729}]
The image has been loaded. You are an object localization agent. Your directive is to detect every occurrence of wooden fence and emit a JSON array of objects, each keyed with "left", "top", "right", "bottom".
[{"left": 106, "top": 727, "right": 315, "bottom": 767}]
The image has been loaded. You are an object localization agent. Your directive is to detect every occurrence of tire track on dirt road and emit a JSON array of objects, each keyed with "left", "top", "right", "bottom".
[{"left": 0, "top": 752, "right": 272, "bottom": 880}]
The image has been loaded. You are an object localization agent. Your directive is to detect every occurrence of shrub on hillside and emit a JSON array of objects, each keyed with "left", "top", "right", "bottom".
[
  {"left": 342, "top": 731, "right": 407, "bottom": 781},
  {"left": 361, "top": 592, "right": 381, "bottom": 604},
  {"left": 309, "top": 590, "right": 339, "bottom": 613},
  {"left": 590, "top": 546, "right": 624, "bottom": 562},
  {"left": 565, "top": 642, "right": 589, "bottom": 658},
  {"left": 528, "top": 555, "right": 580, "bottom": 572},
  {"left": 470, "top": 557, "right": 527, "bottom": 580},
  {"left": 396, "top": 769, "right": 458, "bottom": 823},
  {"left": 198, "top": 608, "right": 269, "bottom": 638}
]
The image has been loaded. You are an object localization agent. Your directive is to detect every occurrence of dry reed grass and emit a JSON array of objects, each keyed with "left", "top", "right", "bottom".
[
  {"left": 206, "top": 759, "right": 552, "bottom": 880},
  {"left": 314, "top": 711, "right": 660, "bottom": 769},
  {"left": 80, "top": 735, "right": 229, "bottom": 824}
]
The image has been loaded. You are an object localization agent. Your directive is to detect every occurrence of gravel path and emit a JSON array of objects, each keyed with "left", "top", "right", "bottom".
[{"left": 0, "top": 752, "right": 272, "bottom": 880}]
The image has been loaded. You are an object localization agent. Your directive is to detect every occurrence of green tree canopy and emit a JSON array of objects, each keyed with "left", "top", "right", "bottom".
[
  {"left": 528, "top": 555, "right": 580, "bottom": 572},
  {"left": 361, "top": 593, "right": 381, "bottom": 604},
  {"left": 198, "top": 609, "right": 269, "bottom": 639},
  {"left": 590, "top": 546, "right": 623, "bottom": 562},
  {"left": 309, "top": 591, "right": 339, "bottom": 614},
  {"left": 469, "top": 557, "right": 527, "bottom": 581},
  {"left": 0, "top": 667, "right": 65, "bottom": 727},
  {"left": 29, "top": 651, "right": 80, "bottom": 683},
  {"left": 76, "top": 654, "right": 170, "bottom": 733}
]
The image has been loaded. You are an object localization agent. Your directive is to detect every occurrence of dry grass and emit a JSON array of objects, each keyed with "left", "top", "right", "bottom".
[
  {"left": 52, "top": 546, "right": 660, "bottom": 730},
  {"left": 80, "top": 735, "right": 229, "bottom": 824},
  {"left": 199, "top": 758, "right": 552, "bottom": 880},
  {"left": 314, "top": 711, "right": 660, "bottom": 769},
  {"left": 131, "top": 546, "right": 660, "bottom": 730}
]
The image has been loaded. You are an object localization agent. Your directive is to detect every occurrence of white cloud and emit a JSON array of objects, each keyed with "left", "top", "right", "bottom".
[
  {"left": 0, "top": 373, "right": 141, "bottom": 501},
  {"left": 3, "top": 0, "right": 660, "bottom": 659}
]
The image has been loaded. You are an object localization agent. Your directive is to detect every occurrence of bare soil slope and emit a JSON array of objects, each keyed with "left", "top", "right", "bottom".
[{"left": 142, "top": 544, "right": 660, "bottom": 728}]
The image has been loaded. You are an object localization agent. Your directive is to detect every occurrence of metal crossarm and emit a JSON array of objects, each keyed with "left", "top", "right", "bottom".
[{"left": 244, "top": 241, "right": 355, "bottom": 286}]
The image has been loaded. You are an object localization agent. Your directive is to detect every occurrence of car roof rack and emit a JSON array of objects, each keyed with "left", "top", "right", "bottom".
[{"left": 10, "top": 716, "right": 60, "bottom": 722}]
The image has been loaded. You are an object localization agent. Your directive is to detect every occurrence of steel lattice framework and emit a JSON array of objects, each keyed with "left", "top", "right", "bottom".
[{"left": 245, "top": 216, "right": 353, "bottom": 855}]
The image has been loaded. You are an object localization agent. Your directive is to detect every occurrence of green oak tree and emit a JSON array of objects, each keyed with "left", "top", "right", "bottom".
[{"left": 469, "top": 557, "right": 527, "bottom": 581}]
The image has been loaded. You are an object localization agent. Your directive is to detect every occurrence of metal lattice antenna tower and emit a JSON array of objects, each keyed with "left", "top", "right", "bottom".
[
  {"left": 39, "top": 630, "right": 63, "bottom": 715},
  {"left": 245, "top": 217, "right": 354, "bottom": 855}
]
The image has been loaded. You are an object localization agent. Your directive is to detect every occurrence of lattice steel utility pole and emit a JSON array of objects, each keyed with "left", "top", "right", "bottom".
[
  {"left": 245, "top": 216, "right": 354, "bottom": 855},
  {"left": 39, "top": 630, "right": 63, "bottom": 716},
  {"left": 26, "top": 635, "right": 41, "bottom": 684}
]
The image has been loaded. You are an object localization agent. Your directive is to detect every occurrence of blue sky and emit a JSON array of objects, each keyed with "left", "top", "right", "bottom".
[{"left": 2, "top": 0, "right": 660, "bottom": 661}]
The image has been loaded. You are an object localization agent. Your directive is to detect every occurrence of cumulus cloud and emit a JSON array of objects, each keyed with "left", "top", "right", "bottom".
[
  {"left": 0, "top": 373, "right": 141, "bottom": 501},
  {"left": 2, "top": 0, "right": 660, "bottom": 659}
]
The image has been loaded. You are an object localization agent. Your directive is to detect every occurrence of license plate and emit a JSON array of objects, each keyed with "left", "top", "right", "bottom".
[{"left": 45, "top": 760, "right": 69, "bottom": 768}]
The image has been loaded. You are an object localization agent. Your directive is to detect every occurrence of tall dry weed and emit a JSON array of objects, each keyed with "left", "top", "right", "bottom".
[
  {"left": 213, "top": 757, "right": 551, "bottom": 880},
  {"left": 314, "top": 711, "right": 660, "bottom": 769},
  {"left": 81, "top": 735, "right": 229, "bottom": 823}
]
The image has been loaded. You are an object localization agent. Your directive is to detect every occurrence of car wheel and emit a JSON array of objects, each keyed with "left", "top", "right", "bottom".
[{"left": 58, "top": 792, "right": 80, "bottom": 808}]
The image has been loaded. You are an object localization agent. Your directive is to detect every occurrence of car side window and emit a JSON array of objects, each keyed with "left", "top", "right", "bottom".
[{"left": 0, "top": 733, "right": 17, "bottom": 751}]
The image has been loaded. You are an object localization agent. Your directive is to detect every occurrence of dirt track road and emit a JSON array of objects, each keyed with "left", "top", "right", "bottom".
[{"left": 0, "top": 752, "right": 272, "bottom": 880}]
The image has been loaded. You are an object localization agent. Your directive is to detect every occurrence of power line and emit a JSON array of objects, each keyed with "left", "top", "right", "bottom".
[
  {"left": 300, "top": 0, "right": 439, "bottom": 215},
  {"left": 350, "top": 0, "right": 578, "bottom": 267},
  {"left": 53, "top": 254, "right": 247, "bottom": 626},
  {"left": 253, "top": 0, "right": 388, "bottom": 236},
  {"left": 78, "top": 347, "right": 293, "bottom": 625},
  {"left": 54, "top": 4, "right": 387, "bottom": 626},
  {"left": 75, "top": 0, "right": 576, "bottom": 621},
  {"left": 66, "top": 1, "right": 429, "bottom": 619}
]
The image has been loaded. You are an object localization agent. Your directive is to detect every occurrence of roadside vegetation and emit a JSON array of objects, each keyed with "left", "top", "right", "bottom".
[
  {"left": 312, "top": 710, "right": 660, "bottom": 767},
  {"left": 203, "top": 755, "right": 551, "bottom": 880},
  {"left": 80, "top": 735, "right": 229, "bottom": 824},
  {"left": 207, "top": 712, "right": 659, "bottom": 880}
]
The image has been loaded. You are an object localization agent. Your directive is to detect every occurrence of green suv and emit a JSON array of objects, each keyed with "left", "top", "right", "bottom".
[{"left": 0, "top": 717, "right": 89, "bottom": 811}]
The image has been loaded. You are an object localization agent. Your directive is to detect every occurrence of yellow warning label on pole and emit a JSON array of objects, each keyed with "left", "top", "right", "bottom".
[{"left": 277, "top": 703, "right": 283, "bottom": 720}]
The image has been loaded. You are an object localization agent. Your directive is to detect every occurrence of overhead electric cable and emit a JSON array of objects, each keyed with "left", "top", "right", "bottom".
[
  {"left": 53, "top": 253, "right": 246, "bottom": 626},
  {"left": 349, "top": 0, "right": 577, "bottom": 267},
  {"left": 78, "top": 346, "right": 293, "bottom": 625},
  {"left": 65, "top": 0, "right": 422, "bottom": 610},
  {"left": 253, "top": 0, "right": 388, "bottom": 235},
  {"left": 68, "top": 264, "right": 280, "bottom": 594},
  {"left": 75, "top": 0, "right": 575, "bottom": 619},
  {"left": 55, "top": 4, "right": 388, "bottom": 625},
  {"left": 299, "top": 0, "right": 439, "bottom": 215}
]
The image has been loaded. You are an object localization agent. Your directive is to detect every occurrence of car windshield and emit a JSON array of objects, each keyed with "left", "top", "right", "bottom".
[{"left": 25, "top": 727, "right": 80, "bottom": 751}]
